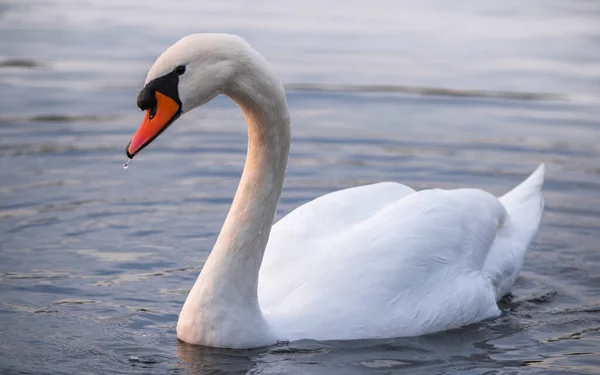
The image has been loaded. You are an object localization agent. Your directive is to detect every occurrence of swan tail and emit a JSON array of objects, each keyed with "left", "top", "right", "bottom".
[
  {"left": 484, "top": 164, "right": 545, "bottom": 300},
  {"left": 499, "top": 163, "right": 545, "bottom": 218}
]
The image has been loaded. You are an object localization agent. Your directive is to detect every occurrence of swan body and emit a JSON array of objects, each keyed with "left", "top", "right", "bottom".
[
  {"left": 261, "top": 170, "right": 544, "bottom": 341},
  {"left": 126, "top": 34, "right": 545, "bottom": 348}
]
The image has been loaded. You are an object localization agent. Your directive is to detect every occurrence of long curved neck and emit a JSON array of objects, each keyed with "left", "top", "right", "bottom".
[
  {"left": 209, "top": 67, "right": 291, "bottom": 294},
  {"left": 177, "top": 56, "right": 290, "bottom": 348}
]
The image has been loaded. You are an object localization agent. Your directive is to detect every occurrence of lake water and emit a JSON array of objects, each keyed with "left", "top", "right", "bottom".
[{"left": 1, "top": 0, "right": 599, "bottom": 374}]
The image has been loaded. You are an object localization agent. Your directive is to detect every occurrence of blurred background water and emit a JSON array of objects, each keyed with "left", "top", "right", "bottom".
[{"left": 1, "top": 0, "right": 599, "bottom": 374}]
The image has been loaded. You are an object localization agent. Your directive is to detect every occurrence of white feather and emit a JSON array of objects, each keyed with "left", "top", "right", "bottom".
[
  {"left": 260, "top": 167, "right": 544, "bottom": 340},
  {"left": 138, "top": 34, "right": 546, "bottom": 348}
]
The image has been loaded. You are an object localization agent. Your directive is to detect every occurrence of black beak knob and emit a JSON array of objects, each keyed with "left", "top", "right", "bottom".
[{"left": 137, "top": 86, "right": 157, "bottom": 111}]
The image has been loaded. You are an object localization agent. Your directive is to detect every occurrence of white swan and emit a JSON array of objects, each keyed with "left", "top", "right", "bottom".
[{"left": 125, "top": 34, "right": 545, "bottom": 349}]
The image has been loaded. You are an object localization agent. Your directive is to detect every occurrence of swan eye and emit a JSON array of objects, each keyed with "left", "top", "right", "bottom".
[{"left": 174, "top": 65, "right": 186, "bottom": 76}]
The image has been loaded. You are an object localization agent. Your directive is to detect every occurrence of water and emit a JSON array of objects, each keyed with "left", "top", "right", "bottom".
[{"left": 1, "top": 0, "right": 599, "bottom": 374}]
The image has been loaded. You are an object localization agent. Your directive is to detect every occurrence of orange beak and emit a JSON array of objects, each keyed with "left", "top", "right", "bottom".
[{"left": 126, "top": 91, "right": 181, "bottom": 158}]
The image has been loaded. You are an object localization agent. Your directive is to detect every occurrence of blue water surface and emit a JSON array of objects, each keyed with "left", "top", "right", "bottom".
[{"left": 1, "top": 1, "right": 599, "bottom": 374}]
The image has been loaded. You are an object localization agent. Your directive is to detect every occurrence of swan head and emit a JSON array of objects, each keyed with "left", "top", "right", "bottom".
[{"left": 126, "top": 34, "right": 249, "bottom": 158}]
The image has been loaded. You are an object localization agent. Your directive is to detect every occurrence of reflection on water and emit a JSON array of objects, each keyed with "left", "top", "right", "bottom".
[{"left": 1, "top": 0, "right": 599, "bottom": 374}]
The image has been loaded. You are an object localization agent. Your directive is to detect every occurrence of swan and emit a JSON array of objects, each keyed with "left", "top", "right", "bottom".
[{"left": 125, "top": 33, "right": 545, "bottom": 349}]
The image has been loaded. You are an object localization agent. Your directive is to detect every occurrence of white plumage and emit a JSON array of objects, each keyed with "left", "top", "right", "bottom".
[
  {"left": 260, "top": 166, "right": 544, "bottom": 341},
  {"left": 129, "top": 34, "right": 545, "bottom": 348}
]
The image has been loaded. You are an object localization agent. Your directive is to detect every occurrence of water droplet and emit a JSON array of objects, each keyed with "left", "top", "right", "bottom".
[{"left": 123, "top": 158, "right": 131, "bottom": 169}]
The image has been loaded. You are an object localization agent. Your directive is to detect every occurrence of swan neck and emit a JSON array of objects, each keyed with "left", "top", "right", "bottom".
[
  {"left": 212, "top": 72, "right": 291, "bottom": 284},
  {"left": 177, "top": 58, "right": 290, "bottom": 346}
]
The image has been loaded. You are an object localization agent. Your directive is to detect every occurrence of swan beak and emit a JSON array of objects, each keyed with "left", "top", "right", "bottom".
[{"left": 126, "top": 91, "right": 181, "bottom": 158}]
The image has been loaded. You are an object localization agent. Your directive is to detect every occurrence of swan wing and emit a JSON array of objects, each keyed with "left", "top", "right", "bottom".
[
  {"left": 259, "top": 185, "right": 505, "bottom": 339},
  {"left": 258, "top": 166, "right": 544, "bottom": 341}
]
